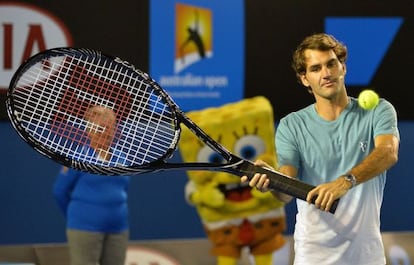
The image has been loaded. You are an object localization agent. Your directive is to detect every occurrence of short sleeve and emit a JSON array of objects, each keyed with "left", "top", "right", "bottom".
[
  {"left": 275, "top": 117, "right": 301, "bottom": 169},
  {"left": 373, "top": 99, "right": 400, "bottom": 140}
]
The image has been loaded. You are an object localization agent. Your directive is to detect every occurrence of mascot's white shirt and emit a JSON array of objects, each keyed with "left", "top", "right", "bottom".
[{"left": 276, "top": 98, "right": 399, "bottom": 265}]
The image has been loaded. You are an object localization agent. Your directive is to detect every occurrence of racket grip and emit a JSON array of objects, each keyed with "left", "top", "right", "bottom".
[
  {"left": 242, "top": 162, "right": 339, "bottom": 214},
  {"left": 265, "top": 170, "right": 339, "bottom": 214}
]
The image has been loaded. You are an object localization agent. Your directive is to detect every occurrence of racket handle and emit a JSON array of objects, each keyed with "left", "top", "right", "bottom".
[
  {"left": 239, "top": 161, "right": 339, "bottom": 214},
  {"left": 265, "top": 169, "right": 339, "bottom": 214}
]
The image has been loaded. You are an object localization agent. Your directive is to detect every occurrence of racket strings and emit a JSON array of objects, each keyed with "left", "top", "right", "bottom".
[
  {"left": 121, "top": 80, "right": 178, "bottom": 163},
  {"left": 14, "top": 60, "right": 72, "bottom": 152},
  {"left": 12, "top": 51, "right": 178, "bottom": 168},
  {"left": 14, "top": 59, "right": 88, "bottom": 161}
]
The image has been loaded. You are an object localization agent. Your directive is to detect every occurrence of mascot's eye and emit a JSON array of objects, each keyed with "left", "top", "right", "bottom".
[
  {"left": 197, "top": 145, "right": 225, "bottom": 164},
  {"left": 234, "top": 135, "right": 266, "bottom": 160}
]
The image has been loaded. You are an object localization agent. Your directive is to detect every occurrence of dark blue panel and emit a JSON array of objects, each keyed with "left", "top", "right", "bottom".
[
  {"left": 325, "top": 17, "right": 403, "bottom": 86},
  {"left": 0, "top": 121, "right": 413, "bottom": 243}
]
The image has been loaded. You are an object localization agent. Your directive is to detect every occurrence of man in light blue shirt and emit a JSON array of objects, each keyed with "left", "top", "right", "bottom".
[{"left": 242, "top": 33, "right": 399, "bottom": 265}]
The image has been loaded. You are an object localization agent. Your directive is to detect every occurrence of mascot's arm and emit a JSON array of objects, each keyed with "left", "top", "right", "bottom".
[{"left": 185, "top": 180, "right": 225, "bottom": 208}]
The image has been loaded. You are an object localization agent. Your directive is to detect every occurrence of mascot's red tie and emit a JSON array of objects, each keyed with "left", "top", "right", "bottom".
[{"left": 239, "top": 219, "right": 255, "bottom": 244}]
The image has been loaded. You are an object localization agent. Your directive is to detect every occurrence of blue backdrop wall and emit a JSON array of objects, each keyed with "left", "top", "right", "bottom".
[
  {"left": 0, "top": 0, "right": 413, "bottom": 245},
  {"left": 0, "top": 120, "right": 412, "bottom": 244}
]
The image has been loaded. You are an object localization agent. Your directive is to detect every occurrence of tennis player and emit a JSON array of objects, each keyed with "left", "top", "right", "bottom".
[{"left": 242, "top": 33, "right": 399, "bottom": 265}]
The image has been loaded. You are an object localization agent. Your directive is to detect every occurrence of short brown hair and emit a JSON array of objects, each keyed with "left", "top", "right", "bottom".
[{"left": 292, "top": 33, "right": 347, "bottom": 83}]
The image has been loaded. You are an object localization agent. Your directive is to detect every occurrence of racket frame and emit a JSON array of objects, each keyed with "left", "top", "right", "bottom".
[{"left": 6, "top": 47, "right": 339, "bottom": 213}]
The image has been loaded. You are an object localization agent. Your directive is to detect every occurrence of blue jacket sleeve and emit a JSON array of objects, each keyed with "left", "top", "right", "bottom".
[{"left": 53, "top": 166, "right": 80, "bottom": 216}]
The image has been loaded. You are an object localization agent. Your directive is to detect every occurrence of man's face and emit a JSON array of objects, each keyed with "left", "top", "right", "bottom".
[{"left": 300, "top": 49, "right": 346, "bottom": 100}]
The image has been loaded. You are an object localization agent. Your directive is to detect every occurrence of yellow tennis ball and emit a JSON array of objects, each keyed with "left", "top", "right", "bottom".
[{"left": 358, "top": 90, "right": 379, "bottom": 110}]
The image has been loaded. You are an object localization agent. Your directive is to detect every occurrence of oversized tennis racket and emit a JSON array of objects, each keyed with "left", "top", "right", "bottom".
[{"left": 6, "top": 47, "right": 339, "bottom": 213}]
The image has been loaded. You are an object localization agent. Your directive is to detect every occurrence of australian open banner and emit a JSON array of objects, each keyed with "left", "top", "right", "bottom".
[{"left": 149, "top": 0, "right": 245, "bottom": 112}]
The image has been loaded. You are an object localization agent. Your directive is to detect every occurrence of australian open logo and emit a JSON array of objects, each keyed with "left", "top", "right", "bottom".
[{"left": 175, "top": 3, "right": 213, "bottom": 73}]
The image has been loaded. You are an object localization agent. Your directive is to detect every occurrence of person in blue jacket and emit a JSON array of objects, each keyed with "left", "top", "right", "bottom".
[{"left": 53, "top": 105, "right": 130, "bottom": 265}]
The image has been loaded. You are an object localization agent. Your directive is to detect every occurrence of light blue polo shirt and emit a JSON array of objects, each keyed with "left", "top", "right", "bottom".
[{"left": 276, "top": 97, "right": 399, "bottom": 265}]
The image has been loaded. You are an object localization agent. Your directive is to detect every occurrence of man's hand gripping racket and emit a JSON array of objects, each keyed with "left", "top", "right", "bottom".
[{"left": 6, "top": 48, "right": 339, "bottom": 213}]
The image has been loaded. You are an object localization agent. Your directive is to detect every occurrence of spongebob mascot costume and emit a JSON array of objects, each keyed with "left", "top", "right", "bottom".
[{"left": 178, "top": 96, "right": 286, "bottom": 265}]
